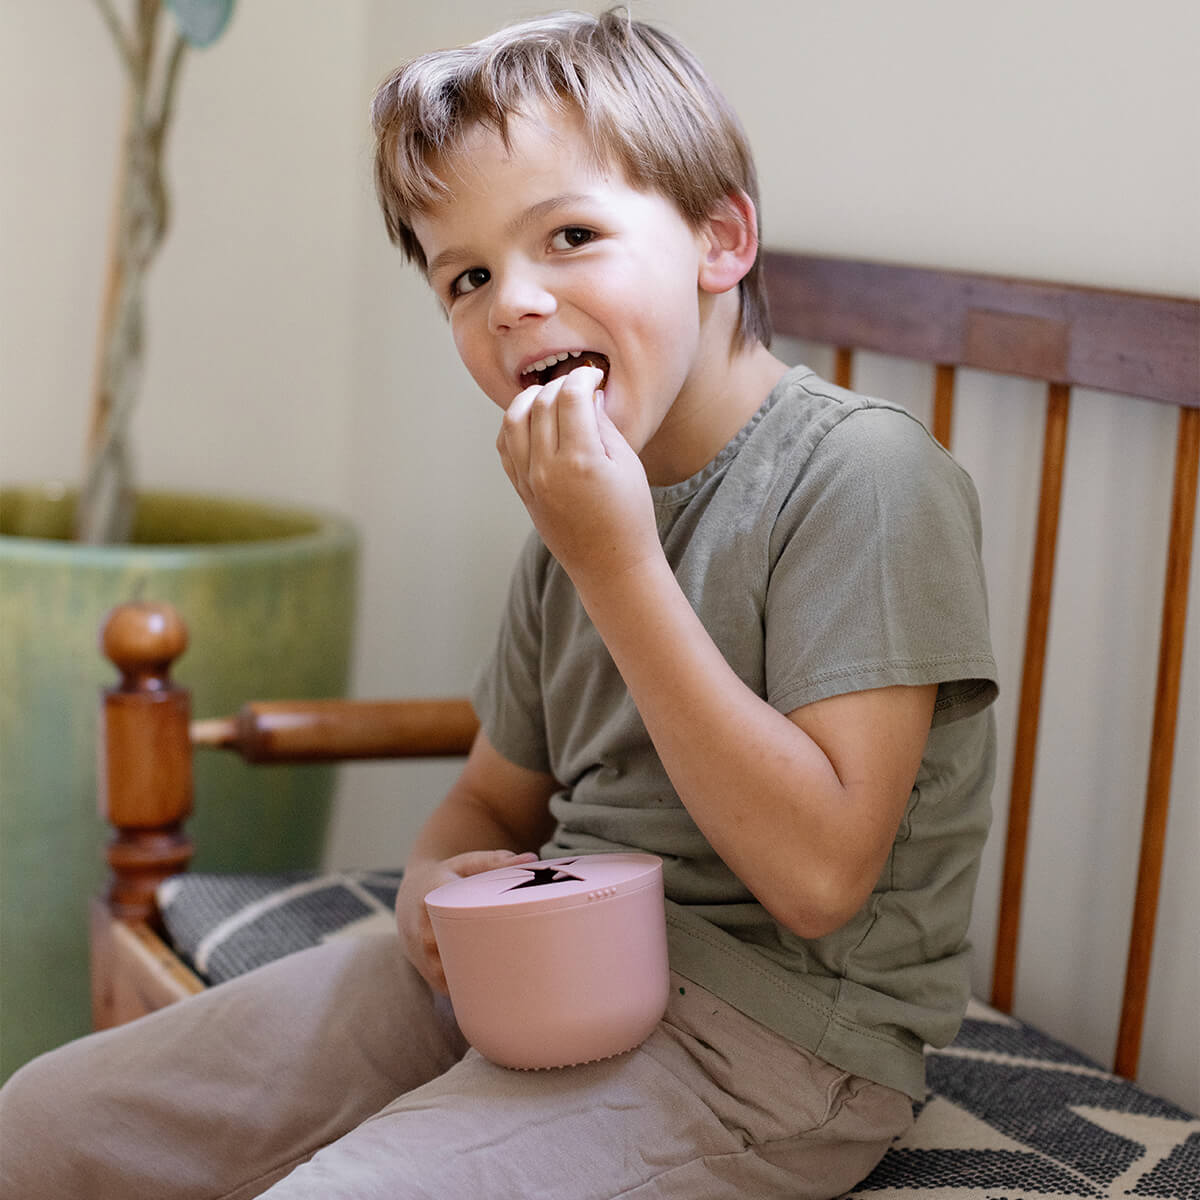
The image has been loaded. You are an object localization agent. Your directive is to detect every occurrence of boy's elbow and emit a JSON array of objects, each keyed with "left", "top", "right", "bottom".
[
  {"left": 775, "top": 900, "right": 860, "bottom": 942},
  {"left": 768, "top": 864, "right": 877, "bottom": 941}
]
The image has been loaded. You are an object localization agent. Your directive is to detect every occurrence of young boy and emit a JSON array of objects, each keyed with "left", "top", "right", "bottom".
[{"left": 0, "top": 10, "right": 996, "bottom": 1198}]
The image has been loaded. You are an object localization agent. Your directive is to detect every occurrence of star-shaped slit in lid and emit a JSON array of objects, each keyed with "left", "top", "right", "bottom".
[{"left": 505, "top": 860, "right": 584, "bottom": 891}]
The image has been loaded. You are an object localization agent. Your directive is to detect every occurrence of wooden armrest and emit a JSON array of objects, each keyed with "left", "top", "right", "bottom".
[{"left": 191, "top": 699, "right": 478, "bottom": 763}]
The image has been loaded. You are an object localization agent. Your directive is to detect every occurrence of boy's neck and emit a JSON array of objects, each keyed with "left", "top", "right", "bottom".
[{"left": 640, "top": 340, "right": 789, "bottom": 487}]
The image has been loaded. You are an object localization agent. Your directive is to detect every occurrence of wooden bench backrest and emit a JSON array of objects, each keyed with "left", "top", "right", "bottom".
[{"left": 761, "top": 250, "right": 1199, "bottom": 1079}]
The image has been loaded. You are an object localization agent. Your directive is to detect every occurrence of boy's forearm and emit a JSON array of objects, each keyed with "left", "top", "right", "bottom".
[
  {"left": 570, "top": 554, "right": 914, "bottom": 939},
  {"left": 406, "top": 787, "right": 541, "bottom": 870},
  {"left": 406, "top": 736, "right": 559, "bottom": 870}
]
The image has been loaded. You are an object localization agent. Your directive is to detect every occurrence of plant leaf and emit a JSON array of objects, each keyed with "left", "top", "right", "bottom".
[{"left": 164, "top": 0, "right": 235, "bottom": 48}]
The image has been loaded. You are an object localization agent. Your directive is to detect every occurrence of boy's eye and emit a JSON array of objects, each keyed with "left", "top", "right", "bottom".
[
  {"left": 451, "top": 267, "right": 490, "bottom": 297},
  {"left": 550, "top": 227, "right": 595, "bottom": 251}
]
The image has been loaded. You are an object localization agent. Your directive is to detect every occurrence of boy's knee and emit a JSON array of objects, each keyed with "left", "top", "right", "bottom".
[
  {"left": 0, "top": 1046, "right": 89, "bottom": 1194},
  {"left": 1, "top": 1047, "right": 65, "bottom": 1134}
]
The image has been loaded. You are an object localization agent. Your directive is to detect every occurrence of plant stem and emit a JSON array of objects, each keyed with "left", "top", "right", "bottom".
[
  {"left": 78, "top": 1, "right": 188, "bottom": 544},
  {"left": 91, "top": 0, "right": 136, "bottom": 73}
]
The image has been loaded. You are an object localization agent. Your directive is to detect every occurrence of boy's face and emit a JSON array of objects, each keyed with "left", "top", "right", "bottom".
[{"left": 410, "top": 105, "right": 714, "bottom": 461}]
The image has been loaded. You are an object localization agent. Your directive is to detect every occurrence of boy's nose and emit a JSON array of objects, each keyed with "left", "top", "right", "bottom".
[{"left": 488, "top": 269, "right": 556, "bottom": 332}]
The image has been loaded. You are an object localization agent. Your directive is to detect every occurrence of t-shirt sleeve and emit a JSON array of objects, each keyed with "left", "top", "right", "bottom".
[
  {"left": 764, "top": 405, "right": 998, "bottom": 726},
  {"left": 471, "top": 531, "right": 555, "bottom": 773}
]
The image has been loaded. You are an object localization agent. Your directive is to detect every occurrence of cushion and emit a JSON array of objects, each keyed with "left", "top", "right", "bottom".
[
  {"left": 844, "top": 997, "right": 1200, "bottom": 1199},
  {"left": 159, "top": 872, "right": 1200, "bottom": 1198},
  {"left": 158, "top": 869, "right": 403, "bottom": 985}
]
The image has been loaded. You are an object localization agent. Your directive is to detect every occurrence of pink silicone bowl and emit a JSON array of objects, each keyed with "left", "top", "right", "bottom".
[{"left": 425, "top": 853, "right": 669, "bottom": 1069}]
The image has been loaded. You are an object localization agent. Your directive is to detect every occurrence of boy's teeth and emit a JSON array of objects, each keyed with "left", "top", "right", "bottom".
[{"left": 525, "top": 351, "right": 580, "bottom": 376}]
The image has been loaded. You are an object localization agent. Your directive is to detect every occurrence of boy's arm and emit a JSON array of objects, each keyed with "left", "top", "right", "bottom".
[
  {"left": 498, "top": 368, "right": 937, "bottom": 941},
  {"left": 396, "top": 730, "right": 558, "bottom": 992},
  {"left": 575, "top": 557, "right": 937, "bottom": 940}
]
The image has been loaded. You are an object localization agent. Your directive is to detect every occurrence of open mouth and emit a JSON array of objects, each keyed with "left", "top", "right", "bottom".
[{"left": 520, "top": 350, "right": 610, "bottom": 389}]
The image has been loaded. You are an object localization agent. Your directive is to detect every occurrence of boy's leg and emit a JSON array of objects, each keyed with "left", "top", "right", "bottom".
[
  {"left": 0, "top": 932, "right": 466, "bottom": 1200},
  {"left": 258, "top": 973, "right": 912, "bottom": 1200}
]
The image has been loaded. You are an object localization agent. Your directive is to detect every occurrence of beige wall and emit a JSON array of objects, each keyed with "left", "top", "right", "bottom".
[{"left": 2, "top": 1, "right": 1196, "bottom": 1110}]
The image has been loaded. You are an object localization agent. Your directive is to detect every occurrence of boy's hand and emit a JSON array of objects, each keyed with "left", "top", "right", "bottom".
[
  {"left": 395, "top": 849, "right": 538, "bottom": 993},
  {"left": 497, "top": 365, "right": 660, "bottom": 589}
]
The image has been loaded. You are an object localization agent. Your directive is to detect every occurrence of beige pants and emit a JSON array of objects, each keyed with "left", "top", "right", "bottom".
[{"left": 0, "top": 933, "right": 911, "bottom": 1199}]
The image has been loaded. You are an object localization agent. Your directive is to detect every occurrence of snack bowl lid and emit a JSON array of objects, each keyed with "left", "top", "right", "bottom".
[{"left": 424, "top": 853, "right": 662, "bottom": 919}]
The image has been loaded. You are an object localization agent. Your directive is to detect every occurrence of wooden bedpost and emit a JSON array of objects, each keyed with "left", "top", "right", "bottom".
[{"left": 97, "top": 601, "right": 194, "bottom": 924}]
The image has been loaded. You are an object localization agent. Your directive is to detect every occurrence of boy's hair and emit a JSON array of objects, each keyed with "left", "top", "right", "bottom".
[{"left": 371, "top": 7, "right": 771, "bottom": 348}]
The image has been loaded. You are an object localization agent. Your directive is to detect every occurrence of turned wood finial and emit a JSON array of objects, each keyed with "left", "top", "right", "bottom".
[
  {"left": 99, "top": 602, "right": 194, "bottom": 924},
  {"left": 101, "top": 601, "right": 188, "bottom": 691}
]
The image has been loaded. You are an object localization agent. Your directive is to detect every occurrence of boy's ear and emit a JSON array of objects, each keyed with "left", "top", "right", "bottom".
[{"left": 697, "top": 191, "right": 758, "bottom": 296}]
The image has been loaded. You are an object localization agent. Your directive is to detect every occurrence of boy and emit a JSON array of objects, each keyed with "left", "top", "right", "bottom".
[{"left": 0, "top": 10, "right": 996, "bottom": 1198}]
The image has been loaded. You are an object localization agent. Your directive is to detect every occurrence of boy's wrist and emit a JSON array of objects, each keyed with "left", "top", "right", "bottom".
[{"left": 568, "top": 549, "right": 681, "bottom": 639}]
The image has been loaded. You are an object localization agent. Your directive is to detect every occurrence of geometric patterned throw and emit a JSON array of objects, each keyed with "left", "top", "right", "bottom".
[{"left": 159, "top": 872, "right": 1199, "bottom": 1198}]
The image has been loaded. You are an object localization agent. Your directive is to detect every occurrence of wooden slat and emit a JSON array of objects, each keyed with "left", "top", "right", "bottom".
[
  {"left": 991, "top": 383, "right": 1072, "bottom": 1012},
  {"left": 833, "top": 346, "right": 853, "bottom": 389},
  {"left": 1114, "top": 404, "right": 1200, "bottom": 1078},
  {"left": 763, "top": 251, "right": 1200, "bottom": 408},
  {"left": 932, "top": 364, "right": 956, "bottom": 448}
]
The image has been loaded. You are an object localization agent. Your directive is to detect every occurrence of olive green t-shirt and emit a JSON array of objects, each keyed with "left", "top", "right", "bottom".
[{"left": 472, "top": 365, "right": 998, "bottom": 1099}]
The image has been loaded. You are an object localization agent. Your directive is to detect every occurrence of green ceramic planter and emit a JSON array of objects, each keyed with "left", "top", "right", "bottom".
[{"left": 0, "top": 486, "right": 358, "bottom": 1080}]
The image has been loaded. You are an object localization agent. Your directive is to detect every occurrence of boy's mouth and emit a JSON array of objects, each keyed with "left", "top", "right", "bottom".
[{"left": 520, "top": 350, "right": 609, "bottom": 389}]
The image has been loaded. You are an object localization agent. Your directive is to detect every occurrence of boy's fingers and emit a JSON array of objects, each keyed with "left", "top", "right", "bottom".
[
  {"left": 499, "top": 384, "right": 540, "bottom": 477},
  {"left": 528, "top": 374, "right": 568, "bottom": 461},
  {"left": 499, "top": 365, "right": 605, "bottom": 494},
  {"left": 449, "top": 849, "right": 537, "bottom": 877},
  {"left": 504, "top": 383, "right": 540, "bottom": 430},
  {"left": 496, "top": 436, "right": 520, "bottom": 492},
  {"left": 593, "top": 390, "right": 631, "bottom": 461},
  {"left": 553, "top": 365, "right": 606, "bottom": 452}
]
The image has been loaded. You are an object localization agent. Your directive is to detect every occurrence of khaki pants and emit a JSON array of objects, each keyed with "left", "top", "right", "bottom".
[{"left": 0, "top": 932, "right": 911, "bottom": 1199}]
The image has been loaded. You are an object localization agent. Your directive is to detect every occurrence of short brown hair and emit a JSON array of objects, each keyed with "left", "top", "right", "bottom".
[{"left": 371, "top": 7, "right": 770, "bottom": 347}]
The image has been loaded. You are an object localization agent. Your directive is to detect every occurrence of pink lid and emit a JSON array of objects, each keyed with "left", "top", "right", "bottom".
[{"left": 425, "top": 853, "right": 662, "bottom": 919}]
